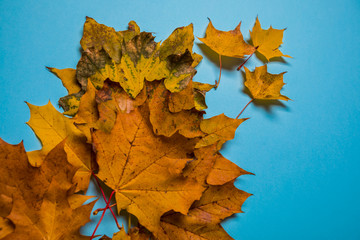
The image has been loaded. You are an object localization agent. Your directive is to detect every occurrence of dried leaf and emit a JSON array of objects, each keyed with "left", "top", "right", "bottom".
[
  {"left": 25, "top": 101, "right": 93, "bottom": 191},
  {"left": 195, "top": 114, "right": 247, "bottom": 149},
  {"left": 4, "top": 180, "right": 95, "bottom": 240},
  {"left": 168, "top": 80, "right": 195, "bottom": 113},
  {"left": 198, "top": 19, "right": 255, "bottom": 58},
  {"left": 81, "top": 17, "right": 123, "bottom": 63},
  {"left": 159, "top": 24, "right": 194, "bottom": 60},
  {"left": 92, "top": 106, "right": 205, "bottom": 238},
  {"left": 207, "top": 153, "right": 253, "bottom": 185},
  {"left": 193, "top": 82, "right": 214, "bottom": 111},
  {"left": 244, "top": 65, "right": 290, "bottom": 101},
  {"left": 148, "top": 81, "right": 203, "bottom": 138},
  {"left": 0, "top": 217, "right": 14, "bottom": 238},
  {"left": 250, "top": 17, "right": 291, "bottom": 61},
  {"left": 47, "top": 67, "right": 81, "bottom": 95},
  {"left": 159, "top": 182, "right": 250, "bottom": 240}
]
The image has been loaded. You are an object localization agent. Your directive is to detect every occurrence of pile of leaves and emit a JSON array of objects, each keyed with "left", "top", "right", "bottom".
[{"left": 0, "top": 16, "right": 290, "bottom": 239}]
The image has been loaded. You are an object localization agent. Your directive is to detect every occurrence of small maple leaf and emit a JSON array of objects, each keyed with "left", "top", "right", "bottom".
[
  {"left": 250, "top": 17, "right": 291, "bottom": 61},
  {"left": 198, "top": 19, "right": 256, "bottom": 88},
  {"left": 195, "top": 113, "right": 247, "bottom": 150},
  {"left": 244, "top": 65, "right": 290, "bottom": 101},
  {"left": 198, "top": 19, "right": 255, "bottom": 58}
]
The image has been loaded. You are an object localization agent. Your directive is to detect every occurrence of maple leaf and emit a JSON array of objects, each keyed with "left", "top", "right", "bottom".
[
  {"left": 183, "top": 143, "right": 253, "bottom": 186},
  {"left": 244, "top": 65, "right": 290, "bottom": 101},
  {"left": 0, "top": 139, "right": 95, "bottom": 239},
  {"left": 148, "top": 81, "right": 203, "bottom": 138},
  {"left": 5, "top": 180, "right": 95, "bottom": 240},
  {"left": 25, "top": 101, "right": 94, "bottom": 191},
  {"left": 159, "top": 23, "right": 202, "bottom": 68},
  {"left": 207, "top": 152, "right": 253, "bottom": 185},
  {"left": 0, "top": 17, "right": 287, "bottom": 240},
  {"left": 100, "top": 227, "right": 150, "bottom": 240},
  {"left": 47, "top": 67, "right": 81, "bottom": 95},
  {"left": 198, "top": 19, "right": 256, "bottom": 88},
  {"left": 198, "top": 19, "right": 255, "bottom": 58},
  {"left": 159, "top": 181, "right": 251, "bottom": 240},
  {"left": 195, "top": 113, "right": 247, "bottom": 149},
  {"left": 92, "top": 105, "right": 205, "bottom": 238},
  {"left": 250, "top": 17, "right": 291, "bottom": 61}
]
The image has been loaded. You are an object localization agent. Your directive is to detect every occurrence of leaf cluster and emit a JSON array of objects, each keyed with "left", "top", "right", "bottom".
[{"left": 0, "top": 16, "right": 291, "bottom": 240}]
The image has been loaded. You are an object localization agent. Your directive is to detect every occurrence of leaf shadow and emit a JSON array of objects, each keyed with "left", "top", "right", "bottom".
[{"left": 196, "top": 43, "right": 247, "bottom": 70}]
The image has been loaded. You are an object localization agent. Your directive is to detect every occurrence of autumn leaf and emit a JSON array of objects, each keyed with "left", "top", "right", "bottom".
[
  {"left": 198, "top": 19, "right": 255, "bottom": 58},
  {"left": 207, "top": 152, "right": 253, "bottom": 185},
  {"left": 0, "top": 140, "right": 96, "bottom": 239},
  {"left": 168, "top": 80, "right": 196, "bottom": 113},
  {"left": 148, "top": 81, "right": 203, "bottom": 138},
  {"left": 0, "top": 17, "right": 292, "bottom": 240},
  {"left": 4, "top": 180, "right": 95, "bottom": 240},
  {"left": 195, "top": 113, "right": 247, "bottom": 149},
  {"left": 193, "top": 81, "right": 214, "bottom": 111},
  {"left": 198, "top": 19, "right": 255, "bottom": 88},
  {"left": 159, "top": 23, "right": 202, "bottom": 68},
  {"left": 92, "top": 105, "right": 205, "bottom": 238},
  {"left": 183, "top": 144, "right": 219, "bottom": 185},
  {"left": 25, "top": 101, "right": 93, "bottom": 191},
  {"left": 159, "top": 181, "right": 251, "bottom": 240},
  {"left": 47, "top": 67, "right": 81, "bottom": 95},
  {"left": 80, "top": 17, "right": 141, "bottom": 63},
  {"left": 0, "top": 217, "right": 13, "bottom": 238},
  {"left": 250, "top": 17, "right": 291, "bottom": 61},
  {"left": 100, "top": 227, "right": 150, "bottom": 240},
  {"left": 0, "top": 140, "right": 74, "bottom": 208},
  {"left": 244, "top": 65, "right": 290, "bottom": 101}
]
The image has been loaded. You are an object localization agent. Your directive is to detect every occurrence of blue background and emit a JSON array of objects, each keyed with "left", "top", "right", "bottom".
[{"left": 1, "top": 0, "right": 360, "bottom": 239}]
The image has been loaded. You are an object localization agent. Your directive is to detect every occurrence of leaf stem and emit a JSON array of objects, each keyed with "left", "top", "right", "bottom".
[
  {"left": 90, "top": 190, "right": 116, "bottom": 240},
  {"left": 215, "top": 54, "right": 222, "bottom": 89},
  {"left": 237, "top": 46, "right": 258, "bottom": 71},
  {"left": 93, "top": 203, "right": 117, "bottom": 215},
  {"left": 91, "top": 172, "right": 121, "bottom": 229},
  {"left": 236, "top": 99, "right": 253, "bottom": 119},
  {"left": 91, "top": 172, "right": 106, "bottom": 201}
]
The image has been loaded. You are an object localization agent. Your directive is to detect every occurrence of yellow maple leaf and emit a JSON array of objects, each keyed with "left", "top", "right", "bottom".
[
  {"left": 198, "top": 19, "right": 256, "bottom": 88},
  {"left": 198, "top": 19, "right": 255, "bottom": 58},
  {"left": 195, "top": 113, "right": 247, "bottom": 150},
  {"left": 25, "top": 101, "right": 93, "bottom": 191},
  {"left": 244, "top": 65, "right": 290, "bottom": 101},
  {"left": 250, "top": 17, "right": 291, "bottom": 61}
]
